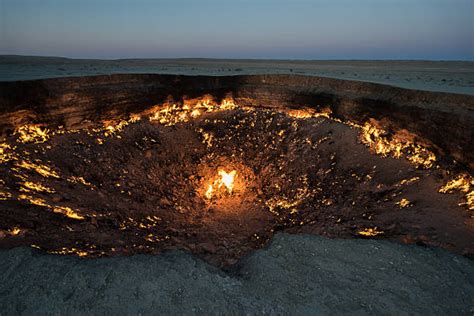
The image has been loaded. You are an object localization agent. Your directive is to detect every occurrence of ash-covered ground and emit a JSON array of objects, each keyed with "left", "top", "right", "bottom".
[{"left": 1, "top": 100, "right": 472, "bottom": 267}]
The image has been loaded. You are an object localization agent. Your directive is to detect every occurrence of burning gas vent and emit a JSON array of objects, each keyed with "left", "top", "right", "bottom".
[{"left": 0, "top": 95, "right": 472, "bottom": 266}]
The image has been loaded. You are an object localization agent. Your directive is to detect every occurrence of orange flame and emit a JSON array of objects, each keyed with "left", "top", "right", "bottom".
[
  {"left": 205, "top": 169, "right": 237, "bottom": 199},
  {"left": 218, "top": 169, "right": 237, "bottom": 193}
]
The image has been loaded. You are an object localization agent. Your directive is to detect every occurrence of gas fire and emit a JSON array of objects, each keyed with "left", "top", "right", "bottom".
[
  {"left": 439, "top": 174, "right": 474, "bottom": 211},
  {"left": 359, "top": 121, "right": 436, "bottom": 169},
  {"left": 205, "top": 169, "right": 237, "bottom": 199},
  {"left": 15, "top": 124, "right": 50, "bottom": 143},
  {"left": 358, "top": 227, "right": 384, "bottom": 237},
  {"left": 219, "top": 170, "right": 237, "bottom": 193}
]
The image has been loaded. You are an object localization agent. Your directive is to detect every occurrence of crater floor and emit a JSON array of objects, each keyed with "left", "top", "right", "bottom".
[{"left": 0, "top": 101, "right": 473, "bottom": 266}]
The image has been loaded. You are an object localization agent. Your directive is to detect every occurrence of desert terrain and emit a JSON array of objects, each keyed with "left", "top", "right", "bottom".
[
  {"left": 0, "top": 59, "right": 473, "bottom": 314},
  {"left": 1, "top": 55, "right": 473, "bottom": 95}
]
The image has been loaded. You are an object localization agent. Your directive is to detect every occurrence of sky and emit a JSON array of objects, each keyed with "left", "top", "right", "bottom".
[{"left": 0, "top": 0, "right": 473, "bottom": 60}]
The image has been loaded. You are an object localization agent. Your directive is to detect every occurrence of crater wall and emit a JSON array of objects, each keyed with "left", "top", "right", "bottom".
[{"left": 1, "top": 74, "right": 473, "bottom": 169}]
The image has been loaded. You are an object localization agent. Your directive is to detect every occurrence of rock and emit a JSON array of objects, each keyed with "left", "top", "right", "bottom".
[
  {"left": 144, "top": 150, "right": 153, "bottom": 159},
  {"left": 51, "top": 195, "right": 63, "bottom": 203},
  {"left": 201, "top": 242, "right": 217, "bottom": 253}
]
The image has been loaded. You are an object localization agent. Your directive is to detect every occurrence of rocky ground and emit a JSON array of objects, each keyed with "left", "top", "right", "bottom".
[{"left": 0, "top": 234, "right": 473, "bottom": 315}]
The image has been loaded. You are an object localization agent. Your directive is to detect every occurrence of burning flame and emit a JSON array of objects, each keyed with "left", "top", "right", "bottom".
[
  {"left": 20, "top": 181, "right": 55, "bottom": 193},
  {"left": 15, "top": 125, "right": 50, "bottom": 143},
  {"left": 218, "top": 169, "right": 237, "bottom": 193},
  {"left": 396, "top": 198, "right": 411, "bottom": 208},
  {"left": 15, "top": 160, "right": 60, "bottom": 178},
  {"left": 204, "top": 185, "right": 214, "bottom": 200},
  {"left": 148, "top": 96, "right": 236, "bottom": 126},
  {"left": 205, "top": 169, "right": 237, "bottom": 199},
  {"left": 439, "top": 175, "right": 471, "bottom": 194},
  {"left": 439, "top": 174, "right": 474, "bottom": 211},
  {"left": 285, "top": 108, "right": 332, "bottom": 119},
  {"left": 16, "top": 194, "right": 85, "bottom": 220},
  {"left": 0, "top": 143, "right": 17, "bottom": 163},
  {"left": 358, "top": 227, "right": 384, "bottom": 237},
  {"left": 8, "top": 227, "right": 21, "bottom": 236},
  {"left": 360, "top": 122, "right": 436, "bottom": 168}
]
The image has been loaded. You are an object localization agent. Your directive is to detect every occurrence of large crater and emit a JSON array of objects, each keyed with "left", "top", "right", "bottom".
[{"left": 0, "top": 75, "right": 473, "bottom": 266}]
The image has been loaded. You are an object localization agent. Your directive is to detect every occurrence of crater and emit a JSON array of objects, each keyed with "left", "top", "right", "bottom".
[{"left": 0, "top": 75, "right": 473, "bottom": 266}]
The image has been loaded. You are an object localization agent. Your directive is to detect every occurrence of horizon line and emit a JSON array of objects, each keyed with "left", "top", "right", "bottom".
[{"left": 1, "top": 54, "right": 473, "bottom": 63}]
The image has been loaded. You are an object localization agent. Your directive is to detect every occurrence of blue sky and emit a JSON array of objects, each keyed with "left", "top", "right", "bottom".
[{"left": 1, "top": 0, "right": 473, "bottom": 60}]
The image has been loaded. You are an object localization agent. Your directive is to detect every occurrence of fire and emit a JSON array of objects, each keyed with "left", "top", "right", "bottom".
[
  {"left": 0, "top": 191, "right": 12, "bottom": 200},
  {"left": 396, "top": 198, "right": 411, "bottom": 208},
  {"left": 103, "top": 120, "right": 129, "bottom": 137},
  {"left": 205, "top": 184, "right": 214, "bottom": 200},
  {"left": 358, "top": 227, "right": 384, "bottom": 237},
  {"left": 147, "top": 96, "right": 236, "bottom": 126},
  {"left": 52, "top": 206, "right": 85, "bottom": 220},
  {"left": 15, "top": 124, "right": 50, "bottom": 143},
  {"left": 439, "top": 174, "right": 474, "bottom": 211},
  {"left": 67, "top": 176, "right": 92, "bottom": 187},
  {"left": 0, "top": 143, "right": 17, "bottom": 163},
  {"left": 359, "top": 122, "right": 436, "bottom": 168},
  {"left": 205, "top": 169, "right": 237, "bottom": 199},
  {"left": 190, "top": 109, "right": 201, "bottom": 118},
  {"left": 16, "top": 193, "right": 85, "bottom": 220},
  {"left": 15, "top": 160, "right": 60, "bottom": 178},
  {"left": 218, "top": 169, "right": 236, "bottom": 193},
  {"left": 439, "top": 175, "right": 472, "bottom": 194},
  {"left": 8, "top": 227, "right": 21, "bottom": 236},
  {"left": 20, "top": 181, "right": 55, "bottom": 193},
  {"left": 285, "top": 108, "right": 332, "bottom": 119}
]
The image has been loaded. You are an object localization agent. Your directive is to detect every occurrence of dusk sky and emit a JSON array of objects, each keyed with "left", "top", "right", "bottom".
[{"left": 1, "top": 0, "right": 473, "bottom": 60}]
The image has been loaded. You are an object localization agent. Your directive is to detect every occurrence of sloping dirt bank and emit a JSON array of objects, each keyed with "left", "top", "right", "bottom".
[
  {"left": 1, "top": 74, "right": 473, "bottom": 169},
  {"left": 0, "top": 234, "right": 473, "bottom": 315}
]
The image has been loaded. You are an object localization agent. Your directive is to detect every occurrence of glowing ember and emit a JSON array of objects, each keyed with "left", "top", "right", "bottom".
[
  {"left": 67, "top": 176, "right": 92, "bottom": 187},
  {"left": 147, "top": 95, "right": 236, "bottom": 126},
  {"left": 359, "top": 121, "right": 436, "bottom": 168},
  {"left": 8, "top": 227, "right": 21, "bottom": 236},
  {"left": 285, "top": 108, "right": 332, "bottom": 119},
  {"left": 15, "top": 124, "right": 50, "bottom": 143},
  {"left": 0, "top": 143, "right": 17, "bottom": 163},
  {"left": 439, "top": 175, "right": 472, "bottom": 194},
  {"left": 204, "top": 184, "right": 214, "bottom": 200},
  {"left": 52, "top": 206, "right": 85, "bottom": 220},
  {"left": 20, "top": 181, "right": 55, "bottom": 193},
  {"left": 396, "top": 198, "right": 412, "bottom": 208},
  {"left": 190, "top": 109, "right": 201, "bottom": 118},
  {"left": 358, "top": 227, "right": 384, "bottom": 237},
  {"left": 439, "top": 174, "right": 474, "bottom": 211},
  {"left": 15, "top": 160, "right": 60, "bottom": 178},
  {"left": 399, "top": 177, "right": 420, "bottom": 186},
  {"left": 103, "top": 120, "right": 129, "bottom": 137}
]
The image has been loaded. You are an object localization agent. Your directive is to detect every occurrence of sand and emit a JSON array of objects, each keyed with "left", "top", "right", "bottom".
[{"left": 1, "top": 56, "right": 473, "bottom": 95}]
